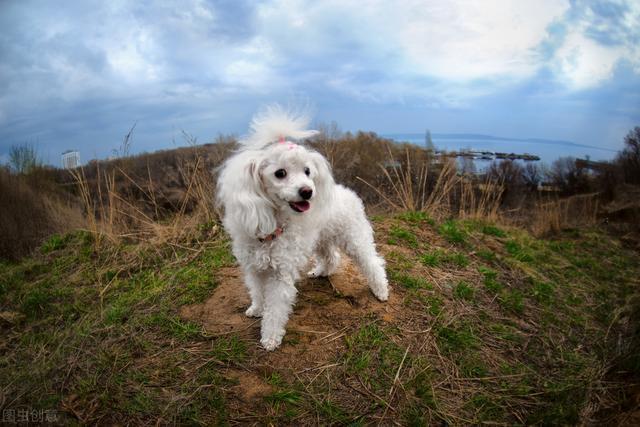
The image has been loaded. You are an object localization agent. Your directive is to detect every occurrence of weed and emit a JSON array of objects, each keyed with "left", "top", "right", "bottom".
[
  {"left": 438, "top": 220, "right": 467, "bottom": 244},
  {"left": 478, "top": 266, "right": 503, "bottom": 294},
  {"left": 386, "top": 250, "right": 415, "bottom": 271},
  {"left": 420, "top": 250, "right": 442, "bottom": 267},
  {"left": 40, "top": 234, "right": 70, "bottom": 254},
  {"left": 468, "top": 393, "right": 504, "bottom": 422},
  {"left": 505, "top": 240, "right": 534, "bottom": 262},
  {"left": 145, "top": 312, "right": 202, "bottom": 340},
  {"left": 447, "top": 252, "right": 470, "bottom": 268},
  {"left": 396, "top": 210, "right": 435, "bottom": 225},
  {"left": 421, "top": 249, "right": 469, "bottom": 268},
  {"left": 499, "top": 289, "right": 525, "bottom": 314},
  {"left": 477, "top": 249, "right": 497, "bottom": 262},
  {"left": 489, "top": 323, "right": 523, "bottom": 344},
  {"left": 436, "top": 323, "right": 478, "bottom": 354},
  {"left": 209, "top": 335, "right": 247, "bottom": 364},
  {"left": 481, "top": 224, "right": 507, "bottom": 237},
  {"left": 453, "top": 281, "right": 475, "bottom": 301},
  {"left": 316, "top": 399, "right": 353, "bottom": 425},
  {"left": 415, "top": 293, "right": 444, "bottom": 316},
  {"left": 459, "top": 356, "right": 488, "bottom": 378},
  {"left": 529, "top": 279, "right": 555, "bottom": 305},
  {"left": 391, "top": 272, "right": 432, "bottom": 290},
  {"left": 388, "top": 225, "right": 419, "bottom": 247}
]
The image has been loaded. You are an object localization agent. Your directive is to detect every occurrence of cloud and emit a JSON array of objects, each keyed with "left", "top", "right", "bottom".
[
  {"left": 0, "top": 0, "right": 638, "bottom": 160},
  {"left": 551, "top": 0, "right": 640, "bottom": 89}
]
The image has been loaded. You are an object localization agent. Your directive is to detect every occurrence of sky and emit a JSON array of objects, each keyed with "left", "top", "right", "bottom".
[{"left": 0, "top": 0, "right": 639, "bottom": 166}]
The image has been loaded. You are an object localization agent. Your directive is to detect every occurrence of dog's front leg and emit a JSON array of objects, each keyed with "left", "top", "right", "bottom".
[
  {"left": 260, "top": 272, "right": 297, "bottom": 351},
  {"left": 243, "top": 268, "right": 265, "bottom": 317}
]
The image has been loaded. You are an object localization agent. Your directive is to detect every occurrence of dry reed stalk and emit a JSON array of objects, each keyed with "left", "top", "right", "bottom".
[
  {"left": 459, "top": 175, "right": 504, "bottom": 221},
  {"left": 531, "top": 193, "right": 599, "bottom": 236},
  {"left": 423, "top": 158, "right": 459, "bottom": 218},
  {"left": 68, "top": 166, "right": 101, "bottom": 242}
]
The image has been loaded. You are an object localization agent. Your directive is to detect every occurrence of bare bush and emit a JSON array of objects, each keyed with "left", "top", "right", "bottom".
[
  {"left": 522, "top": 162, "right": 546, "bottom": 191},
  {"left": 550, "top": 157, "right": 591, "bottom": 194},
  {"left": 8, "top": 143, "right": 41, "bottom": 174},
  {"left": 616, "top": 126, "right": 640, "bottom": 184}
]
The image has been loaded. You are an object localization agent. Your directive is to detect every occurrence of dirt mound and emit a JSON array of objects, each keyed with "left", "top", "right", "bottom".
[{"left": 180, "top": 255, "right": 402, "bottom": 397}]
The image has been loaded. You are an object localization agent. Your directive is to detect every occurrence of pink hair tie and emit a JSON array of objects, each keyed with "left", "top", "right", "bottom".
[{"left": 279, "top": 136, "right": 285, "bottom": 144}]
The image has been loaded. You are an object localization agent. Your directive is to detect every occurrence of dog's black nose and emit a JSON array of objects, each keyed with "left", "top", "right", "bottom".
[{"left": 299, "top": 187, "right": 313, "bottom": 200}]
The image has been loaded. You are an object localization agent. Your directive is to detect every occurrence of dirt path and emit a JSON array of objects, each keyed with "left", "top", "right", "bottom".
[{"left": 180, "top": 254, "right": 403, "bottom": 401}]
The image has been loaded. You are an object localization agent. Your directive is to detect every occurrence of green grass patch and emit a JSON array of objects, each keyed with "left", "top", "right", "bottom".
[
  {"left": 436, "top": 323, "right": 478, "bottom": 354},
  {"left": 421, "top": 249, "right": 469, "bottom": 268},
  {"left": 388, "top": 225, "right": 419, "bottom": 248},
  {"left": 438, "top": 220, "right": 468, "bottom": 244},
  {"left": 481, "top": 224, "right": 507, "bottom": 238},
  {"left": 478, "top": 266, "right": 503, "bottom": 294},
  {"left": 499, "top": 289, "right": 525, "bottom": 314},
  {"left": 391, "top": 272, "right": 432, "bottom": 290},
  {"left": 453, "top": 281, "right": 475, "bottom": 301},
  {"left": 396, "top": 210, "right": 435, "bottom": 225},
  {"left": 505, "top": 240, "right": 534, "bottom": 263},
  {"left": 529, "top": 279, "right": 555, "bottom": 305},
  {"left": 40, "top": 233, "right": 71, "bottom": 254}
]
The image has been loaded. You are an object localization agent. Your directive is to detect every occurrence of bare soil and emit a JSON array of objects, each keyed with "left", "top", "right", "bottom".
[{"left": 180, "top": 253, "right": 403, "bottom": 402}]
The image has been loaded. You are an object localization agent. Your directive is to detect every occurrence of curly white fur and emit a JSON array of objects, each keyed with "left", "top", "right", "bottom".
[{"left": 217, "top": 106, "right": 389, "bottom": 351}]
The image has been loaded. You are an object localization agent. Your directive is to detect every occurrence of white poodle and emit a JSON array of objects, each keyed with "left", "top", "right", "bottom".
[{"left": 216, "top": 106, "right": 389, "bottom": 351}]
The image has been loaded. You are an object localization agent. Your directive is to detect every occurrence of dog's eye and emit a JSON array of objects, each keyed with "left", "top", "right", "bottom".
[
  {"left": 304, "top": 167, "right": 310, "bottom": 176},
  {"left": 274, "top": 169, "right": 287, "bottom": 179}
]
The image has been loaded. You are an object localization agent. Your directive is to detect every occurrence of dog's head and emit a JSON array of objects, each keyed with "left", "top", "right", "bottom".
[
  {"left": 259, "top": 142, "right": 333, "bottom": 214},
  {"left": 216, "top": 106, "right": 334, "bottom": 239}
]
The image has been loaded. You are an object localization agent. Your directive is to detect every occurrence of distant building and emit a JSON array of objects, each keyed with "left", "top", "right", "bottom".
[{"left": 62, "top": 150, "right": 80, "bottom": 169}]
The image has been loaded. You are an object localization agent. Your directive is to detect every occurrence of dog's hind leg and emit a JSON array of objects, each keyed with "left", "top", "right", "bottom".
[
  {"left": 341, "top": 225, "right": 389, "bottom": 301},
  {"left": 308, "top": 241, "right": 341, "bottom": 278},
  {"left": 260, "top": 272, "right": 297, "bottom": 351}
]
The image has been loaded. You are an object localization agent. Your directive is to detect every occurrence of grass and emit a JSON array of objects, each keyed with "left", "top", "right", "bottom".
[
  {"left": 388, "top": 225, "right": 419, "bottom": 248},
  {"left": 453, "top": 281, "right": 475, "bottom": 301},
  {"left": 438, "top": 219, "right": 468, "bottom": 244},
  {"left": 421, "top": 248, "right": 470, "bottom": 268},
  {"left": 1, "top": 217, "right": 639, "bottom": 425}
]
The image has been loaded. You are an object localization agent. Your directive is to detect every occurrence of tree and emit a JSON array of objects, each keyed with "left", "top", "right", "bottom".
[
  {"left": 616, "top": 126, "right": 640, "bottom": 184},
  {"left": 8, "top": 143, "right": 40, "bottom": 174},
  {"left": 522, "top": 162, "right": 546, "bottom": 191},
  {"left": 550, "top": 156, "right": 590, "bottom": 194},
  {"left": 486, "top": 160, "right": 524, "bottom": 186}
]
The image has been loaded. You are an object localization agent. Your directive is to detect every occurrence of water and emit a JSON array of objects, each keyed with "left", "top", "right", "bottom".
[{"left": 383, "top": 133, "right": 619, "bottom": 166}]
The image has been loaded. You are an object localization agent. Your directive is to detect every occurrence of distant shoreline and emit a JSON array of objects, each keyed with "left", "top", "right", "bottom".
[{"left": 383, "top": 133, "right": 618, "bottom": 164}]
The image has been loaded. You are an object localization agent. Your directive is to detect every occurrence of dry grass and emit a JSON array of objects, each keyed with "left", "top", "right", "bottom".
[
  {"left": 356, "top": 145, "right": 504, "bottom": 224},
  {"left": 67, "top": 144, "right": 218, "bottom": 248},
  {"left": 530, "top": 193, "right": 600, "bottom": 236},
  {"left": 0, "top": 167, "right": 85, "bottom": 260}
]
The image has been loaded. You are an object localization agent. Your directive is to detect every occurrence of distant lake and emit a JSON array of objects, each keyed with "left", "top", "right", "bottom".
[{"left": 383, "top": 133, "right": 619, "bottom": 166}]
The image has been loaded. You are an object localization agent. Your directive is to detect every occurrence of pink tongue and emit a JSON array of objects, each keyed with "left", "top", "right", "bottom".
[{"left": 292, "top": 201, "right": 310, "bottom": 212}]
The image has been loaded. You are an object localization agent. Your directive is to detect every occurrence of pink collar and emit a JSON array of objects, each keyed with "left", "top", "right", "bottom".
[{"left": 258, "top": 226, "right": 284, "bottom": 243}]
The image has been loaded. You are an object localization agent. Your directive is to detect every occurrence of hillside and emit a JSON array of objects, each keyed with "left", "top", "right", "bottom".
[{"left": 1, "top": 214, "right": 638, "bottom": 425}]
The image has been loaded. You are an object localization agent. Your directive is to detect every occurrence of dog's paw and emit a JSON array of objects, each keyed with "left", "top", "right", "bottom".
[
  {"left": 245, "top": 305, "right": 263, "bottom": 317},
  {"left": 307, "top": 264, "right": 327, "bottom": 278},
  {"left": 372, "top": 285, "right": 389, "bottom": 302},
  {"left": 260, "top": 336, "right": 282, "bottom": 351}
]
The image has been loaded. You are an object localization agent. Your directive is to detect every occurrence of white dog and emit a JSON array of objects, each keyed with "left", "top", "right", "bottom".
[{"left": 216, "top": 106, "right": 389, "bottom": 351}]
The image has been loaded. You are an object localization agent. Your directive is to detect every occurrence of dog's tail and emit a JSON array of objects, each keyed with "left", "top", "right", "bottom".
[{"left": 241, "top": 104, "right": 318, "bottom": 149}]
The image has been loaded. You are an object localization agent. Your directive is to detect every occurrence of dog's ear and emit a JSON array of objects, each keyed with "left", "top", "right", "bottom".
[
  {"left": 309, "top": 151, "right": 335, "bottom": 205},
  {"left": 217, "top": 154, "right": 277, "bottom": 239}
]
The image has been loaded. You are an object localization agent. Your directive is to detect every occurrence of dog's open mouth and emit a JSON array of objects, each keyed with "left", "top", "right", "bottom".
[{"left": 289, "top": 201, "right": 310, "bottom": 213}]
